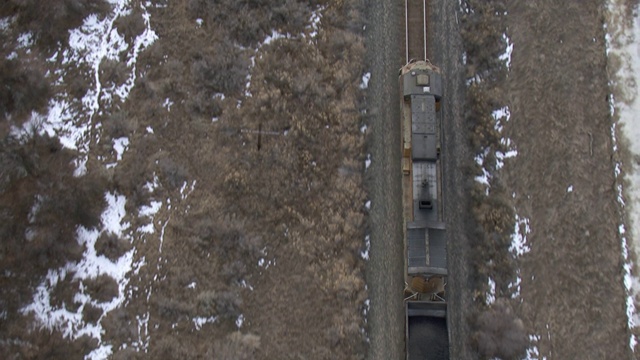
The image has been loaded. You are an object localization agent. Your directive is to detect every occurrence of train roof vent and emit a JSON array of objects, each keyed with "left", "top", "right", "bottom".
[{"left": 416, "top": 74, "right": 429, "bottom": 86}]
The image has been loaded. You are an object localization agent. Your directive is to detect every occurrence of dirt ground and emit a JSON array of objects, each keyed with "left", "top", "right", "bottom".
[
  {"left": 501, "top": 1, "right": 632, "bottom": 359},
  {"left": 426, "top": 0, "right": 633, "bottom": 358}
]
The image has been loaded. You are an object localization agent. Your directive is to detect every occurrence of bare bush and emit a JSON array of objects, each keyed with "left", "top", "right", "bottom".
[
  {"left": 0, "top": 0, "right": 111, "bottom": 49},
  {"left": 111, "top": 347, "right": 143, "bottom": 360},
  {"left": 157, "top": 156, "right": 188, "bottom": 190},
  {"left": 460, "top": 1, "right": 508, "bottom": 76},
  {"left": 82, "top": 304, "right": 103, "bottom": 324},
  {"left": 114, "top": 10, "right": 146, "bottom": 42},
  {"left": 9, "top": 330, "right": 98, "bottom": 360},
  {"left": 472, "top": 299, "right": 528, "bottom": 360},
  {"left": 197, "top": 289, "right": 242, "bottom": 319},
  {"left": 154, "top": 296, "right": 195, "bottom": 320},
  {"left": 95, "top": 231, "right": 132, "bottom": 261},
  {"left": 99, "top": 59, "right": 129, "bottom": 87},
  {"left": 190, "top": 42, "right": 250, "bottom": 95},
  {"left": 101, "top": 308, "right": 138, "bottom": 341},
  {"left": 149, "top": 337, "right": 193, "bottom": 359},
  {"left": 102, "top": 110, "right": 137, "bottom": 140},
  {"left": 186, "top": 90, "right": 223, "bottom": 118},
  {"left": 211, "top": 331, "right": 260, "bottom": 360},
  {"left": 49, "top": 277, "right": 81, "bottom": 312},
  {"left": 221, "top": 260, "right": 248, "bottom": 284},
  {"left": 0, "top": 58, "right": 50, "bottom": 124},
  {"left": 84, "top": 274, "right": 119, "bottom": 302}
]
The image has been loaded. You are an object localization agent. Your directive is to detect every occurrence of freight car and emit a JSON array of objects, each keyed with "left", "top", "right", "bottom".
[{"left": 400, "top": 59, "right": 449, "bottom": 360}]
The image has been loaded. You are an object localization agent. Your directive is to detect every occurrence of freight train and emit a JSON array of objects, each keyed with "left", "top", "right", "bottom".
[{"left": 400, "top": 59, "right": 449, "bottom": 360}]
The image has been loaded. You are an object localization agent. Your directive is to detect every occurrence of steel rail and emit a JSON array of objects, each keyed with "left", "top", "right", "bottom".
[
  {"left": 405, "top": 0, "right": 409, "bottom": 63},
  {"left": 423, "top": 0, "right": 427, "bottom": 60}
]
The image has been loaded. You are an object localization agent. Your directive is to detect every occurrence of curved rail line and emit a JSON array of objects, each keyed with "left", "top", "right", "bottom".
[{"left": 405, "top": 0, "right": 428, "bottom": 63}]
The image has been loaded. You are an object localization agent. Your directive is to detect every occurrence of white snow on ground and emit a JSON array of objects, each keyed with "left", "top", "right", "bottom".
[
  {"left": 523, "top": 334, "right": 546, "bottom": 360},
  {"left": 510, "top": 214, "right": 531, "bottom": 257},
  {"left": 365, "top": 154, "right": 372, "bottom": 170},
  {"left": 162, "top": 97, "right": 174, "bottom": 112},
  {"left": 500, "top": 32, "right": 514, "bottom": 71},
  {"left": 361, "top": 295, "right": 371, "bottom": 343},
  {"left": 30, "top": 0, "right": 157, "bottom": 172},
  {"left": 16, "top": 2, "right": 162, "bottom": 358},
  {"left": 486, "top": 278, "right": 496, "bottom": 304},
  {"left": 474, "top": 104, "right": 517, "bottom": 192},
  {"left": 359, "top": 72, "right": 371, "bottom": 89},
  {"left": 193, "top": 316, "right": 217, "bottom": 330},
  {"left": 360, "top": 234, "right": 371, "bottom": 260},
  {"left": 112, "top": 136, "right": 129, "bottom": 161},
  {"left": 470, "top": 26, "right": 523, "bottom": 309},
  {"left": 605, "top": 0, "right": 640, "bottom": 350},
  {"left": 21, "top": 193, "right": 139, "bottom": 359},
  {"left": 235, "top": 314, "right": 245, "bottom": 328}
]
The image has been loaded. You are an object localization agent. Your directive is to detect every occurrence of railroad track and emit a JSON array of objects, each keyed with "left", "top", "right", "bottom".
[{"left": 405, "top": 0, "right": 428, "bottom": 63}]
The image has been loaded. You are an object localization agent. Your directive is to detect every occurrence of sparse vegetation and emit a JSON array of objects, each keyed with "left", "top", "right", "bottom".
[
  {"left": 0, "top": 57, "right": 50, "bottom": 128},
  {"left": 84, "top": 275, "right": 119, "bottom": 302},
  {"left": 471, "top": 299, "right": 528, "bottom": 360},
  {"left": 95, "top": 231, "right": 132, "bottom": 261},
  {"left": 460, "top": 0, "right": 528, "bottom": 357},
  {"left": 0, "top": 0, "right": 369, "bottom": 357},
  {"left": 0, "top": 0, "right": 111, "bottom": 50},
  {"left": 211, "top": 331, "right": 261, "bottom": 360}
]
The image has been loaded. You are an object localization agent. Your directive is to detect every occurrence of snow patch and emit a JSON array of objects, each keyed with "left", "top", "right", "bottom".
[
  {"left": 36, "top": 0, "right": 157, "bottom": 173},
  {"left": 500, "top": 32, "right": 514, "bottom": 71},
  {"left": 360, "top": 72, "right": 371, "bottom": 89},
  {"left": 193, "top": 316, "right": 217, "bottom": 331},
  {"left": 236, "top": 314, "right": 245, "bottom": 328},
  {"left": 21, "top": 192, "right": 136, "bottom": 359},
  {"left": 112, "top": 137, "right": 129, "bottom": 161},
  {"left": 510, "top": 214, "right": 531, "bottom": 257},
  {"left": 486, "top": 277, "right": 496, "bottom": 304},
  {"left": 360, "top": 235, "right": 371, "bottom": 260},
  {"left": 605, "top": 0, "right": 640, "bottom": 349}
]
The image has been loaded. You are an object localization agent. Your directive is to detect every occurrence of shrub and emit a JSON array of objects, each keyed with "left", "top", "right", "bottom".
[
  {"left": 50, "top": 277, "right": 81, "bottom": 312},
  {"left": 102, "top": 110, "right": 137, "bottom": 140},
  {"left": 84, "top": 275, "right": 119, "bottom": 302},
  {"left": 472, "top": 299, "right": 528, "bottom": 360},
  {"left": 186, "top": 90, "right": 223, "bottom": 118},
  {"left": 0, "top": 134, "right": 107, "bottom": 273},
  {"left": 221, "top": 260, "right": 248, "bottom": 284},
  {"left": 101, "top": 308, "right": 138, "bottom": 341},
  {"left": 0, "top": 58, "right": 50, "bottom": 124},
  {"left": 82, "top": 304, "right": 103, "bottom": 324},
  {"left": 99, "top": 59, "right": 130, "bottom": 87},
  {"left": 190, "top": 41, "right": 250, "bottom": 95},
  {"left": 157, "top": 157, "right": 188, "bottom": 190},
  {"left": 114, "top": 10, "right": 146, "bottom": 42},
  {"left": 15, "top": 332, "right": 98, "bottom": 360},
  {"left": 211, "top": 332, "right": 260, "bottom": 360},
  {"left": 1, "top": 0, "right": 112, "bottom": 50},
  {"left": 154, "top": 296, "right": 195, "bottom": 320},
  {"left": 197, "top": 290, "right": 242, "bottom": 319},
  {"left": 95, "top": 231, "right": 132, "bottom": 261}
]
